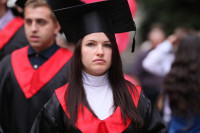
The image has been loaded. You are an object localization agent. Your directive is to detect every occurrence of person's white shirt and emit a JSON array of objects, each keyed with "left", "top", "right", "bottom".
[
  {"left": 142, "top": 40, "right": 176, "bottom": 125},
  {"left": 142, "top": 40, "right": 175, "bottom": 77}
]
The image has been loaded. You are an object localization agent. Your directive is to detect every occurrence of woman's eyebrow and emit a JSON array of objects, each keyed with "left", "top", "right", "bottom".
[{"left": 87, "top": 40, "right": 95, "bottom": 42}]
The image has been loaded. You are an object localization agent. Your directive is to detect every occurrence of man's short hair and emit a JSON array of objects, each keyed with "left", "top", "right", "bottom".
[{"left": 24, "top": 0, "right": 57, "bottom": 23}]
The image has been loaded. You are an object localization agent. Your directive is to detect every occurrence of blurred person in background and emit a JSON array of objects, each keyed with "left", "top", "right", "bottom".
[
  {"left": 131, "top": 23, "right": 166, "bottom": 106},
  {"left": 142, "top": 27, "right": 192, "bottom": 77},
  {"left": 0, "top": 0, "right": 28, "bottom": 61},
  {"left": 163, "top": 34, "right": 200, "bottom": 133},
  {"left": 0, "top": 0, "right": 73, "bottom": 132},
  {"left": 142, "top": 27, "right": 194, "bottom": 124},
  {"left": 14, "top": 0, "right": 84, "bottom": 52},
  {"left": 139, "top": 24, "right": 166, "bottom": 51}
]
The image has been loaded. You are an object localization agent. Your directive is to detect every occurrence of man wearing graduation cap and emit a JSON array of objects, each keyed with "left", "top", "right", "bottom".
[
  {"left": 0, "top": 0, "right": 76, "bottom": 132},
  {"left": 0, "top": 0, "right": 28, "bottom": 61},
  {"left": 30, "top": 0, "right": 167, "bottom": 132}
]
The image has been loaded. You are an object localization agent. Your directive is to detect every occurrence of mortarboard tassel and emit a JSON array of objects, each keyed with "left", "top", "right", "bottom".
[
  {"left": 131, "top": 38, "right": 135, "bottom": 53},
  {"left": 131, "top": 30, "right": 136, "bottom": 53}
]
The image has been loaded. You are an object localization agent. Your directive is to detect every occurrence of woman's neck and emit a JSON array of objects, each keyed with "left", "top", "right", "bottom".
[{"left": 82, "top": 71, "right": 109, "bottom": 87}]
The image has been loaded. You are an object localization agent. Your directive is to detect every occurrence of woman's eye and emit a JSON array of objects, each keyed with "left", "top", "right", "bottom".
[
  {"left": 87, "top": 43, "right": 95, "bottom": 47},
  {"left": 104, "top": 43, "right": 112, "bottom": 48}
]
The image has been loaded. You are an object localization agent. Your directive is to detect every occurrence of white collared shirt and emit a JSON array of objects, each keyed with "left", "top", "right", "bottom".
[{"left": 142, "top": 40, "right": 175, "bottom": 77}]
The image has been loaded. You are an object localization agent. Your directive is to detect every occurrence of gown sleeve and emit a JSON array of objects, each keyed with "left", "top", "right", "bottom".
[
  {"left": 0, "top": 56, "right": 12, "bottom": 133},
  {"left": 30, "top": 93, "right": 66, "bottom": 133},
  {"left": 137, "top": 93, "right": 168, "bottom": 133},
  {"left": 0, "top": 125, "right": 4, "bottom": 133}
]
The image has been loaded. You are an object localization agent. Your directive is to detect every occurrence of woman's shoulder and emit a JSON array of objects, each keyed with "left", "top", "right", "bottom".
[
  {"left": 43, "top": 93, "right": 63, "bottom": 115},
  {"left": 126, "top": 83, "right": 142, "bottom": 107},
  {"left": 127, "top": 83, "right": 152, "bottom": 117},
  {"left": 137, "top": 93, "right": 152, "bottom": 114},
  {"left": 129, "top": 85, "right": 152, "bottom": 115},
  {"left": 136, "top": 94, "right": 168, "bottom": 133}
]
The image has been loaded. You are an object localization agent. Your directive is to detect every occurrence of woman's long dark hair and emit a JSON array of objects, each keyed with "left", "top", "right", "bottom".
[
  {"left": 163, "top": 34, "right": 200, "bottom": 117},
  {"left": 65, "top": 33, "right": 143, "bottom": 129}
]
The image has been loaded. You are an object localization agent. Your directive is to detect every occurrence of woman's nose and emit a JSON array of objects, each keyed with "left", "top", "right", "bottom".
[{"left": 97, "top": 45, "right": 104, "bottom": 56}]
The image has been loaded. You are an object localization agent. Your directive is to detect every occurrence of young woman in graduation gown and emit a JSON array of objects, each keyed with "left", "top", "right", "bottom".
[{"left": 30, "top": 0, "right": 168, "bottom": 132}]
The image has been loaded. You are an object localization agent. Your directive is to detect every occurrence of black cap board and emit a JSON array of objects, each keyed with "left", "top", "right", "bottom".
[
  {"left": 54, "top": 0, "right": 136, "bottom": 52},
  {"left": 46, "top": 0, "right": 84, "bottom": 10}
]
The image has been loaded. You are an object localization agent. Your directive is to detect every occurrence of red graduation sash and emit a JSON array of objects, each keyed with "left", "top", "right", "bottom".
[
  {"left": 0, "top": 17, "right": 24, "bottom": 50},
  {"left": 11, "top": 46, "right": 73, "bottom": 99},
  {"left": 55, "top": 83, "right": 141, "bottom": 133}
]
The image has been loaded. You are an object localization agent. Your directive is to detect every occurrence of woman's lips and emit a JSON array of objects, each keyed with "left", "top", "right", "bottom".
[{"left": 93, "top": 59, "right": 105, "bottom": 63}]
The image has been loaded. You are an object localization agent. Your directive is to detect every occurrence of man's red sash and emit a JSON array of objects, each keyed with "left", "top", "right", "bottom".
[{"left": 0, "top": 17, "right": 24, "bottom": 50}]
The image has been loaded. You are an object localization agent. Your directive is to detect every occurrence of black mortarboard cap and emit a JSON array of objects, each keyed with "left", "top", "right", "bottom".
[
  {"left": 54, "top": 0, "right": 136, "bottom": 52},
  {"left": 46, "top": 0, "right": 84, "bottom": 10},
  {"left": 46, "top": 0, "right": 85, "bottom": 34}
]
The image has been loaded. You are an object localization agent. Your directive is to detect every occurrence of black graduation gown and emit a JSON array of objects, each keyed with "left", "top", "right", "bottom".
[
  {"left": 30, "top": 84, "right": 168, "bottom": 133},
  {"left": 0, "top": 16, "right": 28, "bottom": 61},
  {"left": 0, "top": 46, "right": 73, "bottom": 133}
]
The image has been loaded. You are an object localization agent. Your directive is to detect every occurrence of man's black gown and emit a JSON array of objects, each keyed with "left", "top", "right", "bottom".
[
  {"left": 30, "top": 84, "right": 168, "bottom": 133},
  {"left": 0, "top": 16, "right": 28, "bottom": 60},
  {"left": 0, "top": 46, "right": 72, "bottom": 133}
]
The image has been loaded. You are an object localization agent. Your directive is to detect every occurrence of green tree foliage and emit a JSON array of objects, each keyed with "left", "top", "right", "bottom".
[{"left": 137, "top": 0, "right": 200, "bottom": 41}]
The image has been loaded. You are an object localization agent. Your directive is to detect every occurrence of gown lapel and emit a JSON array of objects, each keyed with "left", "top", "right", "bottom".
[
  {"left": 55, "top": 84, "right": 141, "bottom": 133},
  {"left": 11, "top": 46, "right": 73, "bottom": 99}
]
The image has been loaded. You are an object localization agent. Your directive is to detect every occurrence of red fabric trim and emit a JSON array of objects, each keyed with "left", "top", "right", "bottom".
[
  {"left": 55, "top": 83, "right": 141, "bottom": 133},
  {"left": 55, "top": 84, "right": 69, "bottom": 115},
  {"left": 0, "top": 17, "right": 24, "bottom": 50},
  {"left": 124, "top": 74, "right": 138, "bottom": 85},
  {"left": 11, "top": 46, "right": 73, "bottom": 99}
]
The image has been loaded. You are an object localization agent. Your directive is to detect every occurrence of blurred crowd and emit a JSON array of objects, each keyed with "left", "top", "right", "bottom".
[{"left": 131, "top": 23, "right": 200, "bottom": 132}]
